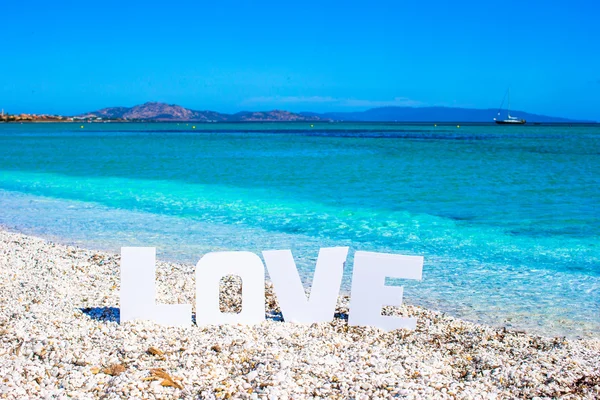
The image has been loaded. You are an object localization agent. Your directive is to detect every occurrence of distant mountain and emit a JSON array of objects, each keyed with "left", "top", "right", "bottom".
[
  {"left": 232, "top": 110, "right": 321, "bottom": 122},
  {"left": 79, "top": 102, "right": 587, "bottom": 123},
  {"left": 302, "top": 106, "right": 583, "bottom": 123},
  {"left": 87, "top": 106, "right": 130, "bottom": 119},
  {"left": 79, "top": 102, "right": 323, "bottom": 122}
]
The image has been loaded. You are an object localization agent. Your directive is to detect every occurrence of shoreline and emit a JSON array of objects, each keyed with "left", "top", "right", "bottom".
[
  {"left": 0, "top": 229, "right": 599, "bottom": 398},
  {"left": 3, "top": 121, "right": 600, "bottom": 126}
]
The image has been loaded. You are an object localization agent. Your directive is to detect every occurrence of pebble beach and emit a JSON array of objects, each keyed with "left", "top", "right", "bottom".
[{"left": 0, "top": 229, "right": 599, "bottom": 399}]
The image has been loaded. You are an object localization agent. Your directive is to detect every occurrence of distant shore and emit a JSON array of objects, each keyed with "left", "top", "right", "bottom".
[
  {"left": 2, "top": 120, "right": 598, "bottom": 126},
  {"left": 0, "top": 228, "right": 598, "bottom": 398},
  {"left": 2, "top": 101, "right": 595, "bottom": 124}
]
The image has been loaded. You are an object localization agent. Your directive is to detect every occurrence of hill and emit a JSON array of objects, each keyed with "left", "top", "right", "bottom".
[
  {"left": 79, "top": 102, "right": 323, "bottom": 122},
  {"left": 232, "top": 110, "right": 322, "bottom": 122},
  {"left": 302, "top": 106, "right": 582, "bottom": 123}
]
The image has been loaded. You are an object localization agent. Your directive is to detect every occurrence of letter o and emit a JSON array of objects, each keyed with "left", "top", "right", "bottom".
[{"left": 195, "top": 251, "right": 265, "bottom": 326}]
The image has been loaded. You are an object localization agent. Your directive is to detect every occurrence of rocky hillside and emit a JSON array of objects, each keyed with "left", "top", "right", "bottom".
[
  {"left": 80, "top": 102, "right": 323, "bottom": 122},
  {"left": 233, "top": 110, "right": 320, "bottom": 122}
]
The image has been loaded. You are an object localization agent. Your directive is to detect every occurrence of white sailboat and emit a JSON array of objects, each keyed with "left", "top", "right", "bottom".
[{"left": 494, "top": 89, "right": 526, "bottom": 124}]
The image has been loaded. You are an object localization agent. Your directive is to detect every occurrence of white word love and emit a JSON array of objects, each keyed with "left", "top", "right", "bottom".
[{"left": 120, "top": 247, "right": 423, "bottom": 331}]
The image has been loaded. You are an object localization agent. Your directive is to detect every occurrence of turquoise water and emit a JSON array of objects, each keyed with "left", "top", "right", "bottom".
[{"left": 1, "top": 122, "right": 598, "bottom": 337}]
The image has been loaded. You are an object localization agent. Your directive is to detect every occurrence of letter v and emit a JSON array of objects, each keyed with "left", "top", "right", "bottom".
[{"left": 262, "top": 247, "right": 348, "bottom": 324}]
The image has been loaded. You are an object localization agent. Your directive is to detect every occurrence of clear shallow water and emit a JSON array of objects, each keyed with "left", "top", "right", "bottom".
[{"left": 1, "top": 123, "right": 598, "bottom": 337}]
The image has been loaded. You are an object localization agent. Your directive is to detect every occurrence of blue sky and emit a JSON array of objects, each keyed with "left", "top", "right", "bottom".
[{"left": 1, "top": 0, "right": 599, "bottom": 120}]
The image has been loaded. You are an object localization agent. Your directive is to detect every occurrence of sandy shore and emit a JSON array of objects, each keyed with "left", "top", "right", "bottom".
[{"left": 0, "top": 229, "right": 598, "bottom": 399}]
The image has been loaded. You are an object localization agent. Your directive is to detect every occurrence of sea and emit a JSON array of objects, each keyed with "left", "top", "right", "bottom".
[{"left": 0, "top": 122, "right": 598, "bottom": 338}]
